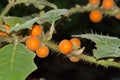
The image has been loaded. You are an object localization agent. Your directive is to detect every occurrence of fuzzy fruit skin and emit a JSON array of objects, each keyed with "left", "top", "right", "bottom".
[
  {"left": 30, "top": 24, "right": 42, "bottom": 37},
  {"left": 36, "top": 46, "right": 49, "bottom": 58},
  {"left": 89, "top": 10, "right": 102, "bottom": 23},
  {"left": 69, "top": 56, "right": 80, "bottom": 62},
  {"left": 26, "top": 37, "right": 40, "bottom": 51},
  {"left": 58, "top": 39, "right": 73, "bottom": 54},
  {"left": 102, "top": 0, "right": 114, "bottom": 10},
  {"left": 89, "top": 0, "right": 100, "bottom": 5},
  {"left": 70, "top": 38, "right": 81, "bottom": 48}
]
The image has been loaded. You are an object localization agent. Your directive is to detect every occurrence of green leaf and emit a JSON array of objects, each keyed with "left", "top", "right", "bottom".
[
  {"left": 41, "top": 9, "right": 68, "bottom": 23},
  {"left": 15, "top": 0, "right": 57, "bottom": 9},
  {"left": 32, "top": 0, "right": 57, "bottom": 10},
  {"left": 21, "top": 16, "right": 33, "bottom": 22},
  {"left": 79, "top": 34, "right": 120, "bottom": 59},
  {"left": 11, "top": 17, "right": 40, "bottom": 32},
  {"left": 3, "top": 17, "right": 23, "bottom": 27},
  {"left": 0, "top": 20, "right": 2, "bottom": 25},
  {"left": 33, "top": 3, "right": 45, "bottom": 10},
  {"left": 0, "top": 43, "right": 36, "bottom": 80}
]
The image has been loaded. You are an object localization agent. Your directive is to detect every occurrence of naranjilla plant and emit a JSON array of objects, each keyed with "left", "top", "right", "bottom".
[{"left": 0, "top": 0, "right": 120, "bottom": 80}]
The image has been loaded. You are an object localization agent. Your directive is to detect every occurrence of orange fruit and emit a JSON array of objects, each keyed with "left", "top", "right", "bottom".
[
  {"left": 69, "top": 56, "right": 80, "bottom": 62},
  {"left": 0, "top": 31, "right": 8, "bottom": 37},
  {"left": 89, "top": 10, "right": 102, "bottom": 23},
  {"left": 89, "top": 0, "right": 100, "bottom": 5},
  {"left": 70, "top": 38, "right": 81, "bottom": 48},
  {"left": 102, "top": 0, "right": 115, "bottom": 10},
  {"left": 26, "top": 37, "right": 40, "bottom": 51},
  {"left": 0, "top": 24, "right": 10, "bottom": 37},
  {"left": 58, "top": 39, "right": 73, "bottom": 54},
  {"left": 3, "top": 24, "right": 10, "bottom": 30},
  {"left": 36, "top": 46, "right": 49, "bottom": 58},
  {"left": 115, "top": 14, "right": 120, "bottom": 19},
  {"left": 30, "top": 24, "right": 42, "bottom": 37}
]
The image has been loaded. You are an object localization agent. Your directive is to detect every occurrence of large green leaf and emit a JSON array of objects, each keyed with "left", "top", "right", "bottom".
[
  {"left": 32, "top": 0, "right": 57, "bottom": 9},
  {"left": 41, "top": 9, "right": 68, "bottom": 23},
  {"left": 0, "top": 17, "right": 23, "bottom": 33},
  {"left": 0, "top": 43, "right": 36, "bottom": 80},
  {"left": 3, "top": 17, "right": 23, "bottom": 27},
  {"left": 15, "top": 0, "right": 57, "bottom": 9},
  {"left": 11, "top": 17, "right": 40, "bottom": 32},
  {"left": 0, "top": 20, "right": 2, "bottom": 25},
  {"left": 75, "top": 34, "right": 120, "bottom": 59}
]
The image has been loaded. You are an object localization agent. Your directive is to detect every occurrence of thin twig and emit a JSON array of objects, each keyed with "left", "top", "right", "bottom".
[{"left": 0, "top": 3, "right": 14, "bottom": 19}]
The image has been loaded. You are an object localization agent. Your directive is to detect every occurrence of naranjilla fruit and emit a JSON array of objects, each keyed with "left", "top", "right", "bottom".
[
  {"left": 30, "top": 24, "right": 42, "bottom": 37},
  {"left": 89, "top": 10, "right": 102, "bottom": 23},
  {"left": 70, "top": 38, "right": 81, "bottom": 48},
  {"left": 69, "top": 56, "right": 80, "bottom": 62},
  {"left": 102, "top": 0, "right": 115, "bottom": 10},
  {"left": 0, "top": 31, "right": 8, "bottom": 37},
  {"left": 26, "top": 37, "right": 41, "bottom": 51},
  {"left": 36, "top": 46, "right": 49, "bottom": 58},
  {"left": 89, "top": 0, "right": 100, "bottom": 5},
  {"left": 3, "top": 24, "right": 10, "bottom": 30},
  {"left": 0, "top": 24, "right": 10, "bottom": 37},
  {"left": 58, "top": 39, "right": 73, "bottom": 54}
]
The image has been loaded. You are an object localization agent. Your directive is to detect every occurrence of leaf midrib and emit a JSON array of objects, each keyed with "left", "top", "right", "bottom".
[{"left": 10, "top": 43, "right": 17, "bottom": 80}]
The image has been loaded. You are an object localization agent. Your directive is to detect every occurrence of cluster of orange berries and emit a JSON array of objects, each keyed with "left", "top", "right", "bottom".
[
  {"left": 26, "top": 24, "right": 49, "bottom": 58},
  {"left": 25, "top": 24, "right": 82, "bottom": 62},
  {"left": 0, "top": 24, "right": 10, "bottom": 37},
  {"left": 89, "top": 0, "right": 120, "bottom": 23},
  {"left": 58, "top": 38, "right": 81, "bottom": 62}
]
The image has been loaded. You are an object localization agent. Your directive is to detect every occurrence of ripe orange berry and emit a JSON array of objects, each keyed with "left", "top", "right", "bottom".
[
  {"left": 70, "top": 38, "right": 81, "bottom": 48},
  {"left": 89, "top": 10, "right": 102, "bottom": 23},
  {"left": 89, "top": 0, "right": 100, "bottom": 5},
  {"left": 30, "top": 24, "right": 42, "bottom": 37},
  {"left": 58, "top": 39, "right": 73, "bottom": 54},
  {"left": 26, "top": 37, "right": 40, "bottom": 51},
  {"left": 102, "top": 0, "right": 115, "bottom": 10},
  {"left": 3, "top": 24, "right": 10, "bottom": 30},
  {"left": 36, "top": 46, "right": 49, "bottom": 58},
  {"left": 69, "top": 56, "right": 80, "bottom": 62},
  {"left": 0, "top": 24, "right": 10, "bottom": 37},
  {"left": 0, "top": 31, "right": 8, "bottom": 37},
  {"left": 115, "top": 14, "right": 120, "bottom": 19}
]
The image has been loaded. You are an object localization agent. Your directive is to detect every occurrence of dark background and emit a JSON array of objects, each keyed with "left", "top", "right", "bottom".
[{"left": 0, "top": 0, "right": 120, "bottom": 80}]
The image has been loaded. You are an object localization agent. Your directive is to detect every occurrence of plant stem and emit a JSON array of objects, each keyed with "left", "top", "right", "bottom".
[
  {"left": 79, "top": 54, "right": 120, "bottom": 68},
  {"left": 64, "top": 4, "right": 120, "bottom": 17},
  {"left": 43, "top": 40, "right": 59, "bottom": 52},
  {"left": 43, "top": 40, "right": 120, "bottom": 68},
  {"left": 0, "top": 3, "right": 14, "bottom": 19},
  {"left": 47, "top": 21, "right": 55, "bottom": 40}
]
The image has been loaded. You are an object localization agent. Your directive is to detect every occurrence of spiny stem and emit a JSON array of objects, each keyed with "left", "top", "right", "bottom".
[
  {"left": 42, "top": 40, "right": 59, "bottom": 52},
  {"left": 64, "top": 4, "right": 120, "bottom": 17},
  {"left": 79, "top": 54, "right": 120, "bottom": 68},
  {"left": 43, "top": 40, "right": 120, "bottom": 68},
  {"left": 0, "top": 37, "right": 13, "bottom": 43},
  {"left": 19, "top": 36, "right": 30, "bottom": 42}
]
